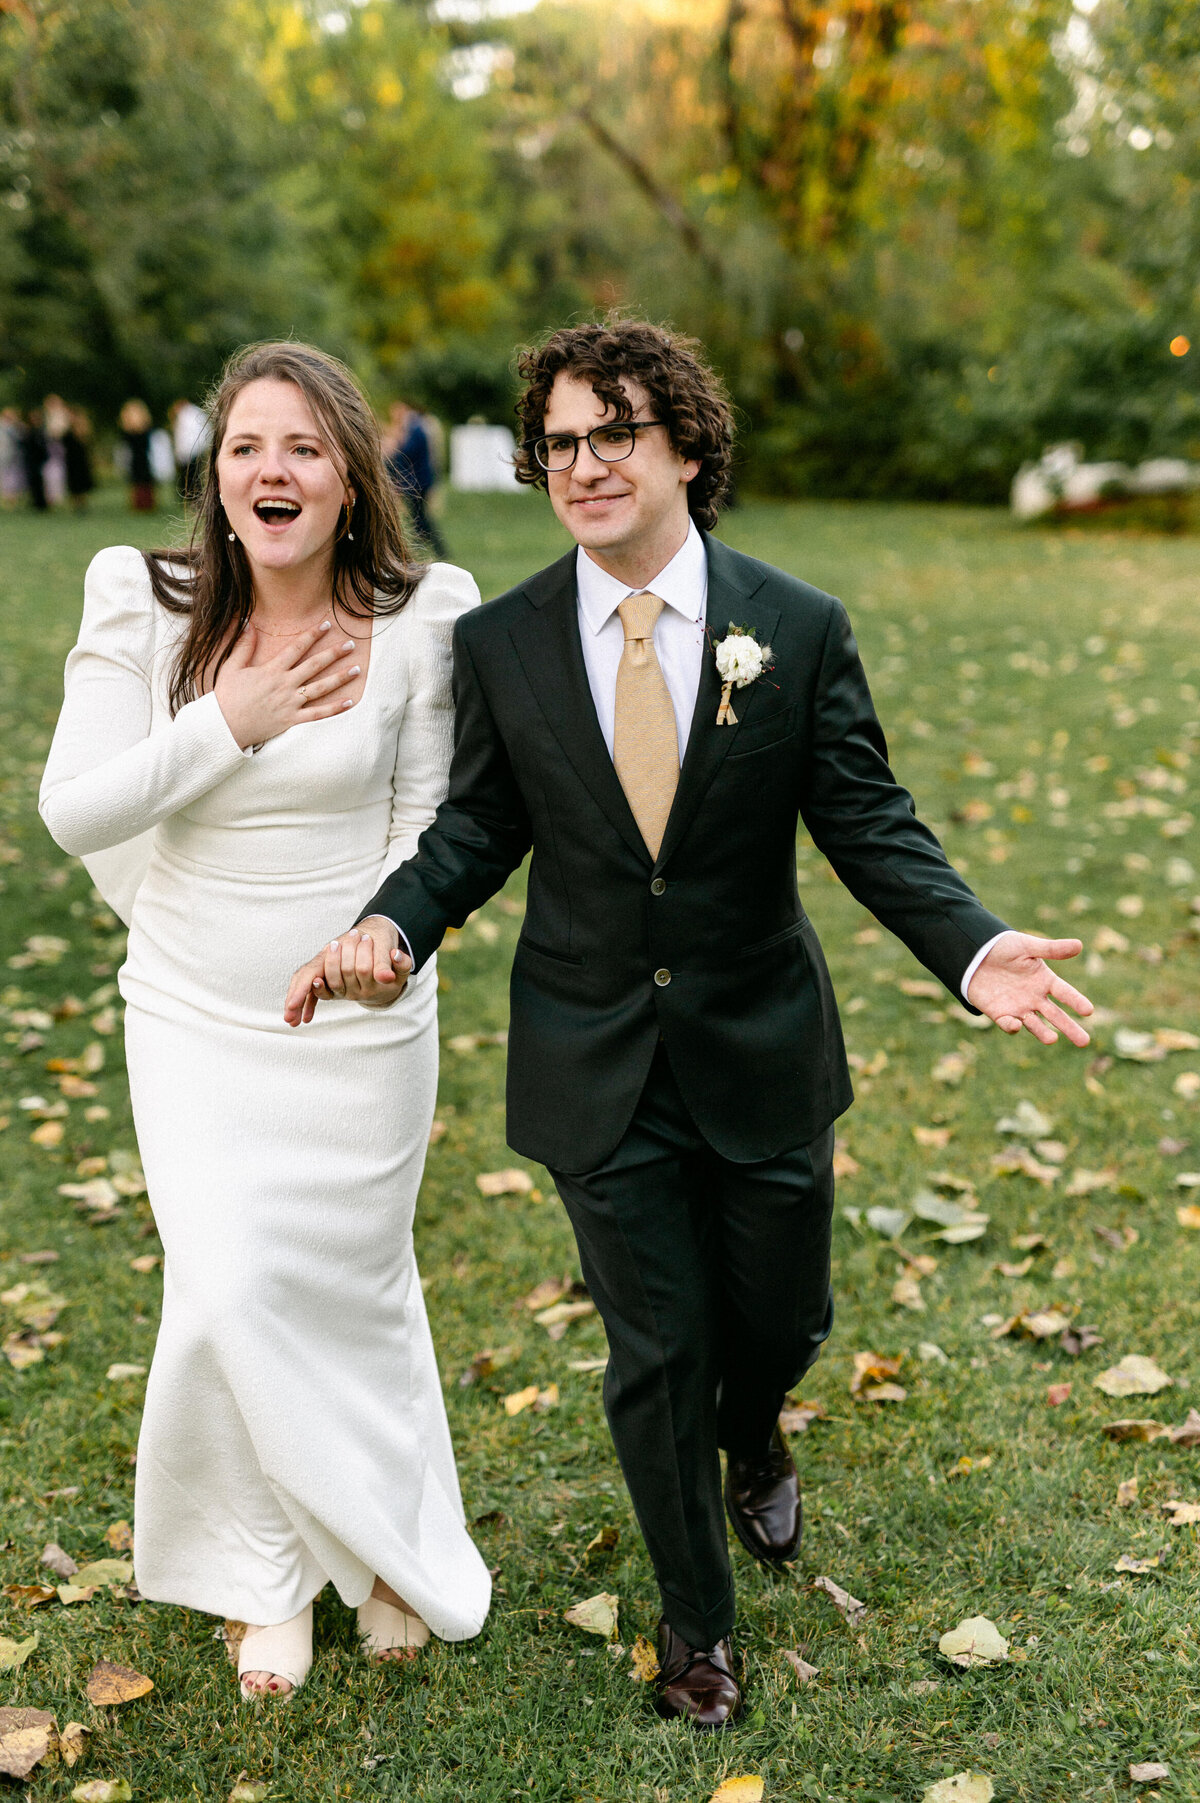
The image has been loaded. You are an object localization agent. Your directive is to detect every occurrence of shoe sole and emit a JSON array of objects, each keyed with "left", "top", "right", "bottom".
[{"left": 723, "top": 1480, "right": 802, "bottom": 1569}]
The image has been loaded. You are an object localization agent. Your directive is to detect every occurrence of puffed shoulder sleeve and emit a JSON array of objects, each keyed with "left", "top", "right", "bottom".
[
  {"left": 382, "top": 561, "right": 482, "bottom": 872},
  {"left": 39, "top": 545, "right": 252, "bottom": 859}
]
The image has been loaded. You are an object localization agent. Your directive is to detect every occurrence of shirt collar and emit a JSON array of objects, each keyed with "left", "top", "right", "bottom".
[{"left": 575, "top": 518, "right": 707, "bottom": 636}]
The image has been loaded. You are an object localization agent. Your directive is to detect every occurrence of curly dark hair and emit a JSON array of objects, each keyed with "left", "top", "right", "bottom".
[{"left": 513, "top": 316, "right": 734, "bottom": 530}]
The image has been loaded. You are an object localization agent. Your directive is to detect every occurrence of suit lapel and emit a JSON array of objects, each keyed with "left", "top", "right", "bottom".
[
  {"left": 654, "top": 535, "right": 779, "bottom": 870},
  {"left": 506, "top": 554, "right": 651, "bottom": 864}
]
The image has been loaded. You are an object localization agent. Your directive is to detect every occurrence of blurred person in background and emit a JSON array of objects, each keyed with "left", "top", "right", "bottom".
[
  {"left": 0, "top": 407, "right": 26, "bottom": 508},
  {"left": 43, "top": 394, "right": 70, "bottom": 507},
  {"left": 170, "top": 397, "right": 212, "bottom": 500},
  {"left": 62, "top": 408, "right": 95, "bottom": 514},
  {"left": 20, "top": 408, "right": 49, "bottom": 511},
  {"left": 383, "top": 399, "right": 446, "bottom": 558},
  {"left": 119, "top": 398, "right": 156, "bottom": 512}
]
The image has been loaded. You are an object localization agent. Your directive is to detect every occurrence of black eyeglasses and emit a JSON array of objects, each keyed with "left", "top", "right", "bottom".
[{"left": 528, "top": 419, "right": 665, "bottom": 473}]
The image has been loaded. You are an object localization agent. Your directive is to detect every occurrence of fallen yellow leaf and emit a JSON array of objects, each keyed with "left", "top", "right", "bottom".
[
  {"left": 84, "top": 1660, "right": 153, "bottom": 1705},
  {"left": 72, "top": 1783, "right": 132, "bottom": 1803},
  {"left": 1116, "top": 1476, "right": 1139, "bottom": 1507},
  {"left": 59, "top": 1721, "right": 89, "bottom": 1766},
  {"left": 0, "top": 1634, "right": 37, "bottom": 1671},
  {"left": 709, "top": 1780, "right": 764, "bottom": 1803},
  {"left": 104, "top": 1521, "right": 133, "bottom": 1553},
  {"left": 1176, "top": 1204, "right": 1200, "bottom": 1229},
  {"left": 1162, "top": 1498, "right": 1200, "bottom": 1525},
  {"left": 563, "top": 1592, "right": 619, "bottom": 1639},
  {"left": 629, "top": 1635, "right": 660, "bottom": 1681},
  {"left": 475, "top": 1168, "right": 534, "bottom": 1197},
  {"left": 922, "top": 1776, "right": 993, "bottom": 1803},
  {"left": 502, "top": 1385, "right": 539, "bottom": 1417},
  {"left": 1094, "top": 1354, "right": 1172, "bottom": 1397},
  {"left": 938, "top": 1616, "right": 1009, "bottom": 1667}
]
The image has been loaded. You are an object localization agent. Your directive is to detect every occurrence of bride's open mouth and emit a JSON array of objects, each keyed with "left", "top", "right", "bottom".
[{"left": 253, "top": 498, "right": 303, "bottom": 526}]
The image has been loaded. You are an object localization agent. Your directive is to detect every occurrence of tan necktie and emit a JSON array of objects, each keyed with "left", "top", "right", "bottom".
[{"left": 613, "top": 591, "right": 679, "bottom": 859}]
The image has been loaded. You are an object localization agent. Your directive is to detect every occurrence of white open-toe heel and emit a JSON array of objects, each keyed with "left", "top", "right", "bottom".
[
  {"left": 237, "top": 1601, "right": 313, "bottom": 1699},
  {"left": 357, "top": 1593, "right": 431, "bottom": 1660}
]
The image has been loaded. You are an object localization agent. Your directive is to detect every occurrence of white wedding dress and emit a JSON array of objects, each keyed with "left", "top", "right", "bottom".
[{"left": 40, "top": 545, "right": 491, "bottom": 1637}]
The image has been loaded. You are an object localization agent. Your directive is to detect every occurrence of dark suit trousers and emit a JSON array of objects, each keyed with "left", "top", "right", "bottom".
[{"left": 548, "top": 1043, "right": 835, "bottom": 1649}]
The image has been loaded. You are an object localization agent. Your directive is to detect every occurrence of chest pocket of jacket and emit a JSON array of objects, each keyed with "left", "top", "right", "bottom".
[{"left": 726, "top": 704, "right": 796, "bottom": 759}]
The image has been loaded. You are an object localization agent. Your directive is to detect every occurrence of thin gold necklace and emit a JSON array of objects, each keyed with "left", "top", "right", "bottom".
[{"left": 251, "top": 615, "right": 360, "bottom": 641}]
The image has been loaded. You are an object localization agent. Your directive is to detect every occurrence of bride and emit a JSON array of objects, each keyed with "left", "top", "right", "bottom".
[{"left": 39, "top": 341, "right": 490, "bottom": 1698}]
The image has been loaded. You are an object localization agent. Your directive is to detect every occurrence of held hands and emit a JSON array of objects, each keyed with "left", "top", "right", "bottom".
[
  {"left": 966, "top": 933, "right": 1094, "bottom": 1045},
  {"left": 215, "top": 621, "right": 361, "bottom": 750},
  {"left": 283, "top": 917, "right": 413, "bottom": 1026}
]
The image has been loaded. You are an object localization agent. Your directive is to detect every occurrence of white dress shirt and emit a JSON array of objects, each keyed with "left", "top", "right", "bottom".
[
  {"left": 575, "top": 519, "right": 708, "bottom": 760},
  {"left": 384, "top": 516, "right": 1011, "bottom": 1000}
]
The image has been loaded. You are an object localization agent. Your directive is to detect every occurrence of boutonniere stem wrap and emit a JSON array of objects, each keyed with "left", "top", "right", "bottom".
[{"left": 713, "top": 623, "right": 775, "bottom": 725}]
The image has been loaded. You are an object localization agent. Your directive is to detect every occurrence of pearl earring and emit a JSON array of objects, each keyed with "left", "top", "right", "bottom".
[{"left": 228, "top": 530, "right": 236, "bottom": 541}]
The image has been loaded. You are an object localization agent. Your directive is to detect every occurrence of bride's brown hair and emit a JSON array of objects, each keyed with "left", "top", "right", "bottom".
[{"left": 145, "top": 341, "right": 426, "bottom": 715}]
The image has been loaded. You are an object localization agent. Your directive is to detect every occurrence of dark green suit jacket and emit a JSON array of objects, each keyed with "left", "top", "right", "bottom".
[{"left": 364, "top": 534, "right": 1008, "bottom": 1173}]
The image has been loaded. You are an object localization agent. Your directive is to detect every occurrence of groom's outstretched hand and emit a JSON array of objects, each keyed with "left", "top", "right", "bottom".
[
  {"left": 284, "top": 916, "right": 413, "bottom": 1026},
  {"left": 966, "top": 933, "right": 1093, "bottom": 1045}
]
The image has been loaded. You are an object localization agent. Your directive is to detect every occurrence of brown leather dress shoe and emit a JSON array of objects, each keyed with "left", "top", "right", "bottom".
[
  {"left": 654, "top": 1620, "right": 741, "bottom": 1729},
  {"left": 724, "top": 1423, "right": 802, "bottom": 1566}
]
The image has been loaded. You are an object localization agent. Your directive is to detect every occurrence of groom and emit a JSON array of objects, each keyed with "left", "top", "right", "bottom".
[{"left": 285, "top": 317, "right": 1092, "bottom": 1727}]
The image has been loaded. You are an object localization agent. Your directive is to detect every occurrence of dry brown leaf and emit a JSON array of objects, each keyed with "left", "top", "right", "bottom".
[
  {"left": 992, "top": 1309, "right": 1071, "bottom": 1342},
  {"left": 41, "top": 1541, "right": 78, "bottom": 1578},
  {"left": 1102, "top": 1418, "right": 1168, "bottom": 1442},
  {"left": 629, "top": 1635, "right": 660, "bottom": 1682},
  {"left": 708, "top": 1779, "right": 764, "bottom": 1803},
  {"left": 932, "top": 1049, "right": 974, "bottom": 1085},
  {"left": 104, "top": 1521, "right": 133, "bottom": 1553},
  {"left": 938, "top": 1616, "right": 1009, "bottom": 1667},
  {"left": 1065, "top": 1167, "right": 1118, "bottom": 1197},
  {"left": 128, "top": 1255, "right": 160, "bottom": 1273},
  {"left": 850, "top": 1351, "right": 903, "bottom": 1397},
  {"left": 104, "top": 1364, "right": 145, "bottom": 1382},
  {"left": 891, "top": 1274, "right": 925, "bottom": 1312},
  {"left": 584, "top": 1526, "right": 619, "bottom": 1559},
  {"left": 30, "top": 1120, "right": 64, "bottom": 1148},
  {"left": 59, "top": 1721, "right": 89, "bottom": 1766},
  {"left": 779, "top": 1402, "right": 825, "bottom": 1433},
  {"left": 1170, "top": 1408, "right": 1200, "bottom": 1445},
  {"left": 0, "top": 1708, "right": 57, "bottom": 1781},
  {"left": 1163, "top": 1498, "right": 1200, "bottom": 1525},
  {"left": 2, "top": 1584, "right": 56, "bottom": 1608},
  {"left": 521, "top": 1277, "right": 570, "bottom": 1312},
  {"left": 781, "top": 1648, "right": 820, "bottom": 1682},
  {"left": 832, "top": 1147, "right": 861, "bottom": 1178},
  {"left": 533, "top": 1299, "right": 594, "bottom": 1329},
  {"left": 1033, "top": 1140, "right": 1067, "bottom": 1164},
  {"left": 476, "top": 1168, "right": 534, "bottom": 1197},
  {"left": 990, "top": 1147, "right": 1059, "bottom": 1186},
  {"left": 913, "top": 1125, "right": 954, "bottom": 1149},
  {"left": 1046, "top": 1382, "right": 1072, "bottom": 1406},
  {"left": 812, "top": 1573, "right": 866, "bottom": 1622},
  {"left": 84, "top": 1660, "right": 153, "bottom": 1705},
  {"left": 1117, "top": 1476, "right": 1139, "bottom": 1507},
  {"left": 1129, "top": 1764, "right": 1169, "bottom": 1786},
  {"left": 996, "top": 1257, "right": 1034, "bottom": 1278},
  {"left": 460, "top": 1344, "right": 518, "bottom": 1385},
  {"left": 563, "top": 1592, "right": 619, "bottom": 1639},
  {"left": 1094, "top": 1355, "right": 1172, "bottom": 1397}
]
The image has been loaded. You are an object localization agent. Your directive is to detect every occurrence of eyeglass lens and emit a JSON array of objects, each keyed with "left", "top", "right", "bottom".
[{"left": 535, "top": 423, "right": 638, "bottom": 472}]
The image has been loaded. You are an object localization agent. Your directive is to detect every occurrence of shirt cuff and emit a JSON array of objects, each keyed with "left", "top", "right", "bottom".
[{"left": 960, "top": 929, "right": 1019, "bottom": 1002}]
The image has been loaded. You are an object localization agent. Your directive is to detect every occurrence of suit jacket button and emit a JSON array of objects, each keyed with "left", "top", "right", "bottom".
[
  {"left": 654, "top": 968, "right": 671, "bottom": 986},
  {"left": 650, "top": 877, "right": 666, "bottom": 896}
]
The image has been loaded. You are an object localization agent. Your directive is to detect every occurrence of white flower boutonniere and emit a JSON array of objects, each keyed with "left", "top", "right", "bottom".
[{"left": 713, "top": 622, "right": 775, "bottom": 726}]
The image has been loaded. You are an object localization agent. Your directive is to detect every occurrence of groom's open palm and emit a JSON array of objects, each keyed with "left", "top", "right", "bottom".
[{"left": 966, "top": 933, "right": 1093, "bottom": 1044}]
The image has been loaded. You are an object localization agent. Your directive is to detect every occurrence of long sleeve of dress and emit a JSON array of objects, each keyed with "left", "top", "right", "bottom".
[
  {"left": 40, "top": 545, "right": 252, "bottom": 859},
  {"left": 378, "top": 562, "right": 482, "bottom": 880}
]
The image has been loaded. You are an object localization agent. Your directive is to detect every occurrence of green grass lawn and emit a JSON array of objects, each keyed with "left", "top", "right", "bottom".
[{"left": 1, "top": 486, "right": 1199, "bottom": 1802}]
